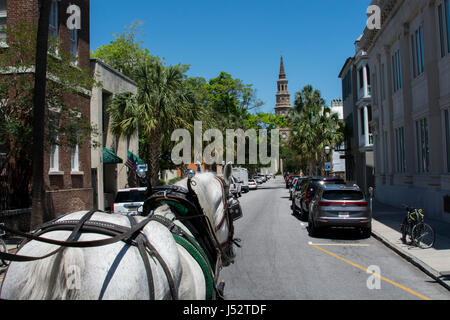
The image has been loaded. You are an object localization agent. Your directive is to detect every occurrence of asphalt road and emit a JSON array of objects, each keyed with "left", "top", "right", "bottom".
[{"left": 220, "top": 177, "right": 450, "bottom": 300}]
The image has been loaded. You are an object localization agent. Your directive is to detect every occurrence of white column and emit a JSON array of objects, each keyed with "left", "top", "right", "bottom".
[
  {"left": 364, "top": 106, "right": 370, "bottom": 146},
  {"left": 363, "top": 64, "right": 369, "bottom": 97}
]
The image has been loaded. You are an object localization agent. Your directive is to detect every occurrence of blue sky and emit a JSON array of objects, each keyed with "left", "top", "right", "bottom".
[{"left": 91, "top": 0, "right": 371, "bottom": 114}]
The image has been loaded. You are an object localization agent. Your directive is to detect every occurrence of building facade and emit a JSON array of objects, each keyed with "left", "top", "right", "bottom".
[
  {"left": 339, "top": 39, "right": 375, "bottom": 194},
  {"left": 359, "top": 0, "right": 450, "bottom": 221},
  {"left": 329, "top": 99, "right": 347, "bottom": 178},
  {"left": 1, "top": 0, "right": 93, "bottom": 218},
  {"left": 90, "top": 59, "right": 139, "bottom": 211}
]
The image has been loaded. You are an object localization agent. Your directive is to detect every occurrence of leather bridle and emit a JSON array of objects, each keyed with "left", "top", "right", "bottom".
[{"left": 0, "top": 176, "right": 240, "bottom": 300}]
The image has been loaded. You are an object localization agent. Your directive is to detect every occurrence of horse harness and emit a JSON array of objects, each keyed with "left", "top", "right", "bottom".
[{"left": 0, "top": 177, "right": 240, "bottom": 300}]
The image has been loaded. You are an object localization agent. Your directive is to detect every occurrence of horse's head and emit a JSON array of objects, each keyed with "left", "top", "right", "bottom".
[{"left": 173, "top": 162, "right": 237, "bottom": 266}]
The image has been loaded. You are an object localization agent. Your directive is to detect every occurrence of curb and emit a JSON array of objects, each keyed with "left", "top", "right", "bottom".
[{"left": 371, "top": 230, "right": 450, "bottom": 292}]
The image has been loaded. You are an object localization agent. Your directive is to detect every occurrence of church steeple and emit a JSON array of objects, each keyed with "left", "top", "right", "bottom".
[
  {"left": 279, "top": 56, "right": 286, "bottom": 79},
  {"left": 275, "top": 55, "right": 292, "bottom": 116}
]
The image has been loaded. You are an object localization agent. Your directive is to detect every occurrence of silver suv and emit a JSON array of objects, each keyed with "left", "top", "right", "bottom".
[{"left": 308, "top": 184, "right": 371, "bottom": 238}]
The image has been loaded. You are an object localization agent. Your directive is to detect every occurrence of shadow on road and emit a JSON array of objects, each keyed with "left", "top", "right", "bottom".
[{"left": 307, "top": 227, "right": 371, "bottom": 241}]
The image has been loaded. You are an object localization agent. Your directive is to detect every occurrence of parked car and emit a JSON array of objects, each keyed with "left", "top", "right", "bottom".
[
  {"left": 292, "top": 177, "right": 345, "bottom": 221},
  {"left": 254, "top": 176, "right": 263, "bottom": 184},
  {"left": 233, "top": 168, "right": 249, "bottom": 193},
  {"left": 289, "top": 177, "right": 299, "bottom": 200},
  {"left": 248, "top": 179, "right": 258, "bottom": 190},
  {"left": 308, "top": 184, "right": 371, "bottom": 238},
  {"left": 230, "top": 176, "right": 242, "bottom": 197},
  {"left": 112, "top": 187, "right": 147, "bottom": 216},
  {"left": 286, "top": 175, "right": 300, "bottom": 189}
]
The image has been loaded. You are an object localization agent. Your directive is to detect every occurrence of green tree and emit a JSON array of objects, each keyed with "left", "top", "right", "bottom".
[
  {"left": 288, "top": 85, "right": 345, "bottom": 176},
  {"left": 91, "top": 21, "right": 157, "bottom": 80},
  {"left": 0, "top": 21, "right": 97, "bottom": 221},
  {"left": 109, "top": 59, "right": 195, "bottom": 186}
]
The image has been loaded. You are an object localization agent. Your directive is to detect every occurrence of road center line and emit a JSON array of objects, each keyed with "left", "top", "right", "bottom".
[{"left": 309, "top": 243, "right": 432, "bottom": 300}]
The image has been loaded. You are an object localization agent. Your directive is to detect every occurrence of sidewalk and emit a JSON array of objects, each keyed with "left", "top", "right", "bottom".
[{"left": 371, "top": 200, "right": 450, "bottom": 290}]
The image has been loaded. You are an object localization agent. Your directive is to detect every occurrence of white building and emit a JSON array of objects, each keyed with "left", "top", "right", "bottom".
[
  {"left": 330, "top": 99, "right": 346, "bottom": 177},
  {"left": 359, "top": 0, "right": 450, "bottom": 221}
]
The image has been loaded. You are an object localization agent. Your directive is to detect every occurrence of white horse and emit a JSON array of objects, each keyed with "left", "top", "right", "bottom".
[{"left": 0, "top": 164, "right": 236, "bottom": 300}]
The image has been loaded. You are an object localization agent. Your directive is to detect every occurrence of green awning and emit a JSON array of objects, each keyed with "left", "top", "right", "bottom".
[
  {"left": 103, "top": 147, "right": 123, "bottom": 164},
  {"left": 127, "top": 151, "right": 144, "bottom": 164}
]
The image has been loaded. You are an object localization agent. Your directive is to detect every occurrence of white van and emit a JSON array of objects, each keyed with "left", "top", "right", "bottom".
[{"left": 232, "top": 168, "right": 249, "bottom": 193}]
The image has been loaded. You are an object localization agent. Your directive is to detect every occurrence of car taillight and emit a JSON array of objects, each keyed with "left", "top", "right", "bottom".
[
  {"left": 357, "top": 202, "right": 369, "bottom": 207},
  {"left": 318, "top": 201, "right": 368, "bottom": 207},
  {"left": 110, "top": 203, "right": 114, "bottom": 212}
]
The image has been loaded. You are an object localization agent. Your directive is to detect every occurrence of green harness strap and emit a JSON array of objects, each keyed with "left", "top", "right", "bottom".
[
  {"left": 155, "top": 213, "right": 215, "bottom": 300},
  {"left": 172, "top": 233, "right": 215, "bottom": 300}
]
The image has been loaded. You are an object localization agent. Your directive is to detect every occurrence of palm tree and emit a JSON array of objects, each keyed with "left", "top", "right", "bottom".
[
  {"left": 109, "top": 59, "right": 195, "bottom": 186},
  {"left": 288, "top": 85, "right": 344, "bottom": 176}
]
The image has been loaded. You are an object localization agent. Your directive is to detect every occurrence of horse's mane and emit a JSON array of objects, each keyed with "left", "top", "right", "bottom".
[{"left": 173, "top": 172, "right": 222, "bottom": 225}]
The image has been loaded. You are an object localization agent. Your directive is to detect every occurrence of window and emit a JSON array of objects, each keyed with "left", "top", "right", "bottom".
[
  {"left": 343, "top": 70, "right": 352, "bottom": 100},
  {"left": 392, "top": 50, "right": 402, "bottom": 92},
  {"left": 50, "top": 144, "right": 59, "bottom": 172},
  {"left": 69, "top": 28, "right": 78, "bottom": 58},
  {"left": 411, "top": 26, "right": 425, "bottom": 77},
  {"left": 49, "top": 0, "right": 58, "bottom": 40},
  {"left": 0, "top": 0, "right": 6, "bottom": 42},
  {"left": 446, "top": 0, "right": 450, "bottom": 53},
  {"left": 445, "top": 110, "right": 450, "bottom": 172},
  {"left": 48, "top": 108, "right": 60, "bottom": 173},
  {"left": 395, "top": 127, "right": 406, "bottom": 173},
  {"left": 439, "top": 4, "right": 446, "bottom": 57},
  {"left": 360, "top": 108, "right": 365, "bottom": 135},
  {"left": 416, "top": 118, "right": 430, "bottom": 173},
  {"left": 71, "top": 144, "right": 79, "bottom": 172},
  {"left": 381, "top": 64, "right": 386, "bottom": 100},
  {"left": 359, "top": 68, "right": 364, "bottom": 89}
]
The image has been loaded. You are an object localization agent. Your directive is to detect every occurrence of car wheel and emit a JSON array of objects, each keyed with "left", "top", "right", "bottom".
[
  {"left": 308, "top": 214, "right": 320, "bottom": 237},
  {"left": 299, "top": 202, "right": 307, "bottom": 221},
  {"left": 361, "top": 226, "right": 372, "bottom": 239},
  {"left": 292, "top": 202, "right": 298, "bottom": 216}
]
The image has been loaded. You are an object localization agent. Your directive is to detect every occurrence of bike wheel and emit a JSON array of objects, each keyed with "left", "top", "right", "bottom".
[
  {"left": 412, "top": 223, "right": 435, "bottom": 249},
  {"left": 0, "top": 238, "right": 8, "bottom": 266}
]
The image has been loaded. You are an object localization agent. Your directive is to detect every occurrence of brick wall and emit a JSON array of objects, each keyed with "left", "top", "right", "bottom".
[{"left": 3, "top": 0, "right": 93, "bottom": 219}]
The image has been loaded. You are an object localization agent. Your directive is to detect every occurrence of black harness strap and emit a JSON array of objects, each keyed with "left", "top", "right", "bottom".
[
  {"left": 126, "top": 215, "right": 155, "bottom": 300},
  {"left": 46, "top": 210, "right": 96, "bottom": 300}
]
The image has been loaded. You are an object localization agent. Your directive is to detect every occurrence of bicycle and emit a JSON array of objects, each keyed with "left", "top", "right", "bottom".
[
  {"left": 0, "top": 223, "right": 9, "bottom": 266},
  {"left": 401, "top": 205, "right": 435, "bottom": 249}
]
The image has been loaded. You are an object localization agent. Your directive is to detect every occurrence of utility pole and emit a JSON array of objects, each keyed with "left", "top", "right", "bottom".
[{"left": 30, "top": 0, "right": 51, "bottom": 230}]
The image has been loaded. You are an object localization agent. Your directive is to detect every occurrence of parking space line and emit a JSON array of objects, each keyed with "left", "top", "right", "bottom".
[
  {"left": 309, "top": 243, "right": 432, "bottom": 300},
  {"left": 308, "top": 242, "right": 371, "bottom": 247}
]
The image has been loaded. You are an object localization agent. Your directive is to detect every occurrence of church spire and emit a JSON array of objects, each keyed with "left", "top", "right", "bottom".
[
  {"left": 275, "top": 55, "right": 291, "bottom": 117},
  {"left": 279, "top": 55, "right": 286, "bottom": 79}
]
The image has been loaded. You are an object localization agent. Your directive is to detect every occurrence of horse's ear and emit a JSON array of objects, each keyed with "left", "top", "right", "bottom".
[{"left": 223, "top": 162, "right": 233, "bottom": 186}]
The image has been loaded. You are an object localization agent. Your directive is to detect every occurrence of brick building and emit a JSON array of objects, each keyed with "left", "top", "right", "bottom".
[{"left": 1, "top": 0, "right": 93, "bottom": 218}]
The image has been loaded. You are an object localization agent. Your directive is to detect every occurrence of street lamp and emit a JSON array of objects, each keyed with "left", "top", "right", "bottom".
[{"left": 324, "top": 146, "right": 331, "bottom": 177}]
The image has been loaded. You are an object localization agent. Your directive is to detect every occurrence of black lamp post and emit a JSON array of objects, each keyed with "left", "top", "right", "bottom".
[{"left": 324, "top": 146, "right": 331, "bottom": 177}]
